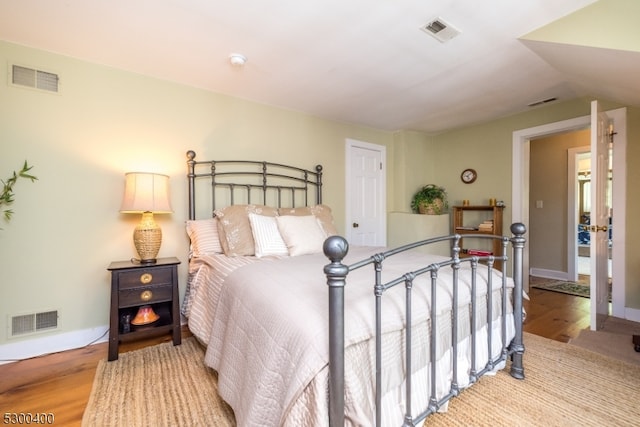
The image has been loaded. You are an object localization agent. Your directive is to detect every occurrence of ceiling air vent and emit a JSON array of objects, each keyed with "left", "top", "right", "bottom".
[
  {"left": 527, "top": 97, "right": 558, "bottom": 107},
  {"left": 420, "top": 17, "right": 461, "bottom": 43},
  {"left": 10, "top": 64, "right": 60, "bottom": 93}
]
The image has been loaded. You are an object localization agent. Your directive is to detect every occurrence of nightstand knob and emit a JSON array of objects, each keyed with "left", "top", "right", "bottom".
[
  {"left": 140, "top": 273, "right": 153, "bottom": 284},
  {"left": 140, "top": 290, "right": 153, "bottom": 301}
]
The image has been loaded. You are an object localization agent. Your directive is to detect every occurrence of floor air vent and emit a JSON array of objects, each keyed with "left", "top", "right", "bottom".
[
  {"left": 10, "top": 64, "right": 60, "bottom": 93},
  {"left": 420, "top": 17, "right": 461, "bottom": 43},
  {"left": 10, "top": 310, "right": 59, "bottom": 337}
]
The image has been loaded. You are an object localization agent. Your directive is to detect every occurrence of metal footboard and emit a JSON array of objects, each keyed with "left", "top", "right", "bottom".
[{"left": 324, "top": 223, "right": 526, "bottom": 426}]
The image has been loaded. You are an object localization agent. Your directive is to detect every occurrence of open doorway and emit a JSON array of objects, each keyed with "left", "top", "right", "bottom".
[
  {"left": 528, "top": 129, "right": 592, "bottom": 282},
  {"left": 512, "top": 107, "right": 626, "bottom": 319}
]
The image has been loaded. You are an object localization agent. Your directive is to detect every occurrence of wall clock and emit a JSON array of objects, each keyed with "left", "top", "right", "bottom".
[{"left": 461, "top": 168, "right": 477, "bottom": 184}]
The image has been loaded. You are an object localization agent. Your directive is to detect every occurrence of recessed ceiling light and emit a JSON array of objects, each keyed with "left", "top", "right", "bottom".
[{"left": 229, "top": 53, "right": 247, "bottom": 66}]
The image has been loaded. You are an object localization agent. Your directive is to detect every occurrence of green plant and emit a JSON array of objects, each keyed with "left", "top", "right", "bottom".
[
  {"left": 1, "top": 161, "right": 38, "bottom": 224},
  {"left": 410, "top": 184, "right": 448, "bottom": 214}
]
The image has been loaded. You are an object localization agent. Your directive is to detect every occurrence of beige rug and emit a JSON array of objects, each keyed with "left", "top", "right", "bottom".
[
  {"left": 84, "top": 334, "right": 640, "bottom": 426},
  {"left": 82, "top": 338, "right": 234, "bottom": 427},
  {"left": 423, "top": 333, "right": 640, "bottom": 426},
  {"left": 569, "top": 316, "right": 640, "bottom": 367}
]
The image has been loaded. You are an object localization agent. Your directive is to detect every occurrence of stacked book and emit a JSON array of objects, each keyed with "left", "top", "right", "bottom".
[
  {"left": 478, "top": 220, "right": 494, "bottom": 232},
  {"left": 466, "top": 248, "right": 493, "bottom": 256}
]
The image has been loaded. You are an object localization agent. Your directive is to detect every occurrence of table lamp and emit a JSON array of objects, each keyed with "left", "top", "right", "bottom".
[{"left": 120, "top": 172, "right": 173, "bottom": 264}]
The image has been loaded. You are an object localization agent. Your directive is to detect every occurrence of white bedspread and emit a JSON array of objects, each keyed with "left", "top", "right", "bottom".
[{"left": 185, "top": 247, "right": 515, "bottom": 426}]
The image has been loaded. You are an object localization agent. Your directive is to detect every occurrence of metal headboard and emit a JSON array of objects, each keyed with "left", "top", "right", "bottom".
[{"left": 186, "top": 150, "right": 323, "bottom": 220}]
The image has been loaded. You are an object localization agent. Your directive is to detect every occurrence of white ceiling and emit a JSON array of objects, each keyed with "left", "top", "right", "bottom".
[{"left": 2, "top": 0, "right": 636, "bottom": 134}]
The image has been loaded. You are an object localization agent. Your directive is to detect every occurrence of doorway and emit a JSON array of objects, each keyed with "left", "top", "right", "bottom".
[
  {"left": 529, "top": 130, "right": 591, "bottom": 282},
  {"left": 512, "top": 107, "right": 626, "bottom": 319}
]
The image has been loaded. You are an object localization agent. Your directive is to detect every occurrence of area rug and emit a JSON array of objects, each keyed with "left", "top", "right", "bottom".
[
  {"left": 531, "top": 278, "right": 612, "bottom": 301},
  {"left": 82, "top": 338, "right": 235, "bottom": 427},
  {"left": 83, "top": 335, "right": 640, "bottom": 426},
  {"left": 423, "top": 333, "right": 640, "bottom": 427},
  {"left": 569, "top": 316, "right": 640, "bottom": 367},
  {"left": 530, "top": 280, "right": 591, "bottom": 298}
]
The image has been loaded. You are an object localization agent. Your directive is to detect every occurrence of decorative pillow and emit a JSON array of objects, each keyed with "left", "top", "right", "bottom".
[
  {"left": 276, "top": 215, "right": 327, "bottom": 256},
  {"left": 214, "top": 205, "right": 278, "bottom": 256},
  {"left": 248, "top": 213, "right": 289, "bottom": 258},
  {"left": 278, "top": 204, "right": 338, "bottom": 236},
  {"left": 185, "top": 218, "right": 223, "bottom": 256}
]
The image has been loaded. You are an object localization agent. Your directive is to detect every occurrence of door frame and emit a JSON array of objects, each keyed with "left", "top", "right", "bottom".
[
  {"left": 345, "top": 138, "right": 387, "bottom": 245},
  {"left": 512, "top": 107, "right": 628, "bottom": 319}
]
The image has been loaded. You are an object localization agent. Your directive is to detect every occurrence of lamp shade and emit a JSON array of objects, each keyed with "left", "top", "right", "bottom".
[
  {"left": 120, "top": 172, "right": 172, "bottom": 263},
  {"left": 120, "top": 172, "right": 173, "bottom": 213}
]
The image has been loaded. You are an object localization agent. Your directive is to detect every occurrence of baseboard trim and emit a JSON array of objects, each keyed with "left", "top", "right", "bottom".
[
  {"left": 530, "top": 268, "right": 568, "bottom": 281},
  {"left": 0, "top": 316, "right": 189, "bottom": 365},
  {"left": 0, "top": 325, "right": 109, "bottom": 365},
  {"left": 624, "top": 307, "right": 640, "bottom": 323}
]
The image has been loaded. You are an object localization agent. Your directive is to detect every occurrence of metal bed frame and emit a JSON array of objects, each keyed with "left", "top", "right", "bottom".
[
  {"left": 323, "top": 228, "right": 526, "bottom": 426},
  {"left": 186, "top": 151, "right": 526, "bottom": 426},
  {"left": 186, "top": 150, "right": 323, "bottom": 219}
]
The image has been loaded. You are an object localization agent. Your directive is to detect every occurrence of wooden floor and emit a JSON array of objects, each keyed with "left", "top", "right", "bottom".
[
  {"left": 525, "top": 276, "right": 591, "bottom": 343},
  {"left": 0, "top": 285, "right": 590, "bottom": 426}
]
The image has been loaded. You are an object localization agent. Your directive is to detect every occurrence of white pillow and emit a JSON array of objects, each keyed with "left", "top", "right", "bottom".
[
  {"left": 248, "top": 213, "right": 289, "bottom": 258},
  {"left": 278, "top": 204, "right": 338, "bottom": 236},
  {"left": 185, "top": 218, "right": 223, "bottom": 256},
  {"left": 276, "top": 215, "right": 327, "bottom": 256}
]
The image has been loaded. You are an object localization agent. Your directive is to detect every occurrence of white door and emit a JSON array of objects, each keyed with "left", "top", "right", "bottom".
[
  {"left": 590, "top": 100, "right": 611, "bottom": 330},
  {"left": 346, "top": 139, "right": 386, "bottom": 246}
]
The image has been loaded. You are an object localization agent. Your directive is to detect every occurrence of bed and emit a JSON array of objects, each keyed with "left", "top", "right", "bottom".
[{"left": 182, "top": 151, "right": 526, "bottom": 426}]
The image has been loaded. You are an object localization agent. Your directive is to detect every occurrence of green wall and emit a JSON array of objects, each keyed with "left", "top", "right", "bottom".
[
  {"left": 0, "top": 40, "right": 394, "bottom": 350},
  {"left": 522, "top": 0, "right": 640, "bottom": 52}
]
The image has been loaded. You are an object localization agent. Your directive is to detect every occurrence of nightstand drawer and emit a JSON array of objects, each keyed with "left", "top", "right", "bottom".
[
  {"left": 119, "top": 284, "right": 173, "bottom": 307},
  {"left": 116, "top": 267, "right": 173, "bottom": 289}
]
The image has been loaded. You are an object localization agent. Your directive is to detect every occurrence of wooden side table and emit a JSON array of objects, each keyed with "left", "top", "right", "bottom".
[{"left": 107, "top": 257, "right": 181, "bottom": 361}]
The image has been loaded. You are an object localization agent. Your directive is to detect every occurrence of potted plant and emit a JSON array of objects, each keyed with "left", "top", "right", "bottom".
[{"left": 410, "top": 184, "right": 448, "bottom": 215}]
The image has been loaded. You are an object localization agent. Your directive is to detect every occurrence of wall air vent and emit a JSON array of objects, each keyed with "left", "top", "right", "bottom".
[
  {"left": 10, "top": 310, "right": 59, "bottom": 338},
  {"left": 10, "top": 64, "right": 60, "bottom": 93},
  {"left": 420, "top": 17, "right": 461, "bottom": 43}
]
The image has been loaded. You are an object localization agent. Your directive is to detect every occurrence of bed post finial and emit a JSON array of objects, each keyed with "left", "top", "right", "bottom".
[
  {"left": 510, "top": 222, "right": 526, "bottom": 237},
  {"left": 323, "top": 235, "right": 348, "bottom": 262},
  {"left": 509, "top": 222, "right": 526, "bottom": 380},
  {"left": 323, "top": 235, "right": 348, "bottom": 427}
]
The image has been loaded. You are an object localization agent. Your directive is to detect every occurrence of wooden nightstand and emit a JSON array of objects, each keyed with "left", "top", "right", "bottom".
[{"left": 107, "top": 257, "right": 181, "bottom": 361}]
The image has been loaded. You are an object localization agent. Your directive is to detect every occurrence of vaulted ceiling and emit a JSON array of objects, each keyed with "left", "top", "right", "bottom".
[{"left": 1, "top": 0, "right": 638, "bottom": 133}]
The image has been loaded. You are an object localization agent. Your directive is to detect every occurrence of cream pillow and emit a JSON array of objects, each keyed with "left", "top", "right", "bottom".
[
  {"left": 185, "top": 218, "right": 223, "bottom": 256},
  {"left": 276, "top": 215, "right": 327, "bottom": 256},
  {"left": 248, "top": 213, "right": 289, "bottom": 258},
  {"left": 214, "top": 204, "right": 278, "bottom": 256},
  {"left": 278, "top": 204, "right": 338, "bottom": 236}
]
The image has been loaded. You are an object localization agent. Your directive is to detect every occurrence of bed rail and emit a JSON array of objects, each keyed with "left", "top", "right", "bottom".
[
  {"left": 186, "top": 150, "right": 323, "bottom": 220},
  {"left": 324, "top": 223, "right": 526, "bottom": 426}
]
